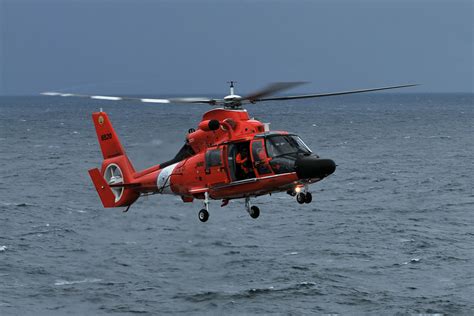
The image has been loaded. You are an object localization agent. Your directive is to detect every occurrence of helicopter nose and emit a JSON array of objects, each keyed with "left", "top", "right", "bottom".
[{"left": 295, "top": 156, "right": 336, "bottom": 180}]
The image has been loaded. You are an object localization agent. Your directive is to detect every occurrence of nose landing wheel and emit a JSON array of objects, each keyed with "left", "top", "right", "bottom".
[
  {"left": 304, "top": 192, "right": 312, "bottom": 203},
  {"left": 296, "top": 192, "right": 312, "bottom": 204}
]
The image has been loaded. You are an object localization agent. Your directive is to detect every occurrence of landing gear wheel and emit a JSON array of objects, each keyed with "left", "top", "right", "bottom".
[
  {"left": 198, "top": 209, "right": 209, "bottom": 222},
  {"left": 249, "top": 206, "right": 260, "bottom": 219},
  {"left": 296, "top": 193, "right": 306, "bottom": 204},
  {"left": 304, "top": 192, "right": 312, "bottom": 204}
]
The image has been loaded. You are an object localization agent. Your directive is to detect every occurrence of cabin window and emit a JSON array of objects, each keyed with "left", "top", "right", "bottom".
[{"left": 205, "top": 149, "right": 222, "bottom": 169}]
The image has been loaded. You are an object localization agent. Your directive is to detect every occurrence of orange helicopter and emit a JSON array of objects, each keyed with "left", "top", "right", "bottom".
[{"left": 43, "top": 82, "right": 416, "bottom": 222}]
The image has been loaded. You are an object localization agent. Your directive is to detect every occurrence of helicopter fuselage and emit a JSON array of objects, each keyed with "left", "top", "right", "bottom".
[{"left": 89, "top": 108, "right": 336, "bottom": 214}]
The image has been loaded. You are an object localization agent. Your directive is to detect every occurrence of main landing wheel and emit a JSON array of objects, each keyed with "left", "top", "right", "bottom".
[
  {"left": 304, "top": 192, "right": 312, "bottom": 204},
  {"left": 198, "top": 209, "right": 209, "bottom": 222},
  {"left": 296, "top": 193, "right": 306, "bottom": 204},
  {"left": 249, "top": 206, "right": 260, "bottom": 219}
]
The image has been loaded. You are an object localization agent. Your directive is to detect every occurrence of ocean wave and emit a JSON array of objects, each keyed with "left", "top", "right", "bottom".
[
  {"left": 176, "top": 281, "right": 322, "bottom": 303},
  {"left": 1, "top": 202, "right": 36, "bottom": 207},
  {"left": 54, "top": 278, "right": 102, "bottom": 286},
  {"left": 19, "top": 227, "right": 77, "bottom": 237},
  {"left": 403, "top": 258, "right": 421, "bottom": 265}
]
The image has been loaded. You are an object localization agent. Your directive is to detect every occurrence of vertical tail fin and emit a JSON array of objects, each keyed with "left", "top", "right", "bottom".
[
  {"left": 90, "top": 112, "right": 139, "bottom": 207},
  {"left": 92, "top": 112, "right": 125, "bottom": 159}
]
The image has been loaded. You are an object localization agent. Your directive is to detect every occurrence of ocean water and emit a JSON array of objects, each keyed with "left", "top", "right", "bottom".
[{"left": 0, "top": 93, "right": 473, "bottom": 315}]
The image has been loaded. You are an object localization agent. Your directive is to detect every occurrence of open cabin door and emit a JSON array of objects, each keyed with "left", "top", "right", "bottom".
[
  {"left": 251, "top": 139, "right": 274, "bottom": 177},
  {"left": 227, "top": 142, "right": 256, "bottom": 182}
]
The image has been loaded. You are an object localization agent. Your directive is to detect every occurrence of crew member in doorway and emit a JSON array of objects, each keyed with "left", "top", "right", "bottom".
[{"left": 236, "top": 147, "right": 250, "bottom": 178}]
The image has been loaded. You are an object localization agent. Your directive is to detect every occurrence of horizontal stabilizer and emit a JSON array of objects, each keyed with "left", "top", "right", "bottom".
[
  {"left": 109, "top": 183, "right": 140, "bottom": 188},
  {"left": 88, "top": 168, "right": 116, "bottom": 207}
]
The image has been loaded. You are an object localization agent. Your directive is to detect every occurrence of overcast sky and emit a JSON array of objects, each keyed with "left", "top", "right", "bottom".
[{"left": 0, "top": 0, "right": 472, "bottom": 96}]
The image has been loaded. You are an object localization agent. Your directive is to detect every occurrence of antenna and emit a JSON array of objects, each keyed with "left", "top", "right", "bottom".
[{"left": 227, "top": 81, "right": 236, "bottom": 95}]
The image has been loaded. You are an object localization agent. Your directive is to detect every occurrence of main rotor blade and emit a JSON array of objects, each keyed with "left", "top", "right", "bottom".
[
  {"left": 41, "top": 92, "right": 223, "bottom": 105},
  {"left": 242, "top": 82, "right": 307, "bottom": 102},
  {"left": 168, "top": 97, "right": 221, "bottom": 105},
  {"left": 254, "top": 84, "right": 419, "bottom": 102}
]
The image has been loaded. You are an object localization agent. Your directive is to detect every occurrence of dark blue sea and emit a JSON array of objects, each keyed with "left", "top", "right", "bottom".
[{"left": 0, "top": 93, "right": 473, "bottom": 315}]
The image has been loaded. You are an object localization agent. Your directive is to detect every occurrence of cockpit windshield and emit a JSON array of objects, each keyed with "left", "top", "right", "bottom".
[{"left": 265, "top": 135, "right": 311, "bottom": 158}]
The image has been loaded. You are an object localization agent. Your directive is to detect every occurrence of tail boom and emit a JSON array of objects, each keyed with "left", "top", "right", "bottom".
[{"left": 89, "top": 111, "right": 183, "bottom": 208}]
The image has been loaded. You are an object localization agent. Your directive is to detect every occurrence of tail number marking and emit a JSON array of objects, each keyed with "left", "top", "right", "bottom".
[{"left": 101, "top": 133, "right": 112, "bottom": 141}]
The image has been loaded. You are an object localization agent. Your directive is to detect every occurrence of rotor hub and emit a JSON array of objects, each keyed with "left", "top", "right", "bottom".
[{"left": 223, "top": 94, "right": 242, "bottom": 108}]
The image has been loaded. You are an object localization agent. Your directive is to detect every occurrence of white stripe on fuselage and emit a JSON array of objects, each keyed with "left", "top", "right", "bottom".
[{"left": 156, "top": 163, "right": 178, "bottom": 194}]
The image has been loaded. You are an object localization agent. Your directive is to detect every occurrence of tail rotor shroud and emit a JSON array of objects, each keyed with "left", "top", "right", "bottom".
[{"left": 104, "top": 163, "right": 124, "bottom": 203}]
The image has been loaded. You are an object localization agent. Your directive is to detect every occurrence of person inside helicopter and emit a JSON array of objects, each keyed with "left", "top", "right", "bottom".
[
  {"left": 265, "top": 134, "right": 312, "bottom": 174},
  {"left": 252, "top": 141, "right": 272, "bottom": 175},
  {"left": 235, "top": 146, "right": 252, "bottom": 179}
]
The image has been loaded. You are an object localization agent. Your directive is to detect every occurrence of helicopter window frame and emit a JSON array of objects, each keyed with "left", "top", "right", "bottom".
[
  {"left": 265, "top": 134, "right": 312, "bottom": 158},
  {"left": 205, "top": 148, "right": 223, "bottom": 170}
]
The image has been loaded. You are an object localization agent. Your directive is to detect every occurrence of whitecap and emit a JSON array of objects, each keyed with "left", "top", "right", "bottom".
[
  {"left": 0, "top": 246, "right": 7, "bottom": 252},
  {"left": 402, "top": 258, "right": 421, "bottom": 265},
  {"left": 54, "top": 278, "right": 102, "bottom": 286},
  {"left": 151, "top": 139, "right": 163, "bottom": 146}
]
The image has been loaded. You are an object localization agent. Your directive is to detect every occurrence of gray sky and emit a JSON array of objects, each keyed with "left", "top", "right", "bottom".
[{"left": 1, "top": 0, "right": 472, "bottom": 96}]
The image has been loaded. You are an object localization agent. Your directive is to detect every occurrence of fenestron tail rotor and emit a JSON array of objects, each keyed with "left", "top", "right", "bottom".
[{"left": 104, "top": 163, "right": 124, "bottom": 203}]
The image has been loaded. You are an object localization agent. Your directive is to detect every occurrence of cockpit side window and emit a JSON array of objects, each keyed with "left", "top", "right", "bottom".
[
  {"left": 266, "top": 135, "right": 311, "bottom": 158},
  {"left": 252, "top": 140, "right": 272, "bottom": 175}
]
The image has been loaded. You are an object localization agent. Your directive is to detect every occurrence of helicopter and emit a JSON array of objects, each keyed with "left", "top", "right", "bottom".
[{"left": 42, "top": 81, "right": 416, "bottom": 222}]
